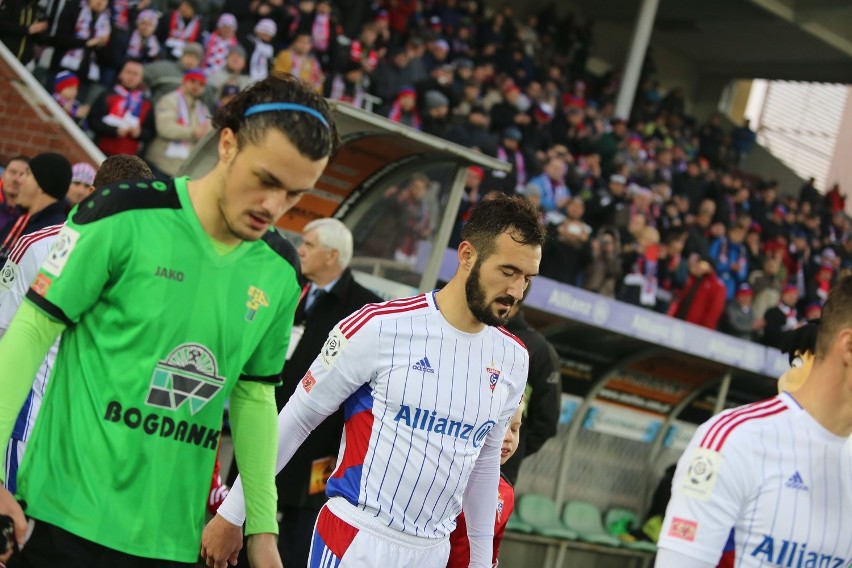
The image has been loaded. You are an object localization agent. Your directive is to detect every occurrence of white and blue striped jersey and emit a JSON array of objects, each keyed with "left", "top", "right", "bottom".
[
  {"left": 317, "top": 292, "right": 527, "bottom": 538},
  {"left": 657, "top": 393, "right": 852, "bottom": 567},
  {"left": 0, "top": 224, "right": 62, "bottom": 443}
]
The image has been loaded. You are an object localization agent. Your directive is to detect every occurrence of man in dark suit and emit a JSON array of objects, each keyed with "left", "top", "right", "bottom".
[{"left": 276, "top": 218, "right": 382, "bottom": 567}]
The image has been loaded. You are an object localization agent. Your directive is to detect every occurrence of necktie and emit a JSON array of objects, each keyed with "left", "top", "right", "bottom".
[{"left": 305, "top": 287, "right": 326, "bottom": 316}]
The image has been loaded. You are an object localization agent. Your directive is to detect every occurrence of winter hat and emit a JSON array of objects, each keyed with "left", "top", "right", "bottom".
[
  {"left": 183, "top": 68, "right": 206, "bottom": 84},
  {"left": 71, "top": 162, "right": 97, "bottom": 186},
  {"left": 424, "top": 90, "right": 449, "bottom": 110},
  {"left": 735, "top": 283, "right": 753, "bottom": 297},
  {"left": 217, "top": 13, "right": 237, "bottom": 30},
  {"left": 502, "top": 126, "right": 522, "bottom": 141},
  {"left": 54, "top": 71, "right": 79, "bottom": 93},
  {"left": 29, "top": 153, "right": 72, "bottom": 201},
  {"left": 228, "top": 44, "right": 246, "bottom": 58},
  {"left": 254, "top": 18, "right": 277, "bottom": 38},
  {"left": 183, "top": 42, "right": 204, "bottom": 59},
  {"left": 136, "top": 9, "right": 158, "bottom": 24}
]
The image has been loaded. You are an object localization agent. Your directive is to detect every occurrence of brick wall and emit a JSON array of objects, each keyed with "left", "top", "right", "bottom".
[{"left": 0, "top": 56, "right": 98, "bottom": 168}]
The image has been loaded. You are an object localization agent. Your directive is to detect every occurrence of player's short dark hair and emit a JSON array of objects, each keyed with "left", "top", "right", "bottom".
[
  {"left": 93, "top": 155, "right": 154, "bottom": 188},
  {"left": 212, "top": 75, "right": 340, "bottom": 161},
  {"left": 816, "top": 275, "right": 852, "bottom": 359},
  {"left": 461, "top": 194, "right": 546, "bottom": 261}
]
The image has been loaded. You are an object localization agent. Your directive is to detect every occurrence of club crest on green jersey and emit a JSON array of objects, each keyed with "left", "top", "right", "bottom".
[
  {"left": 146, "top": 343, "right": 225, "bottom": 415},
  {"left": 246, "top": 285, "right": 269, "bottom": 321}
]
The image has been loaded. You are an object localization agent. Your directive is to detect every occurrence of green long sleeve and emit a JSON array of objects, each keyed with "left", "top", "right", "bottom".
[
  {"left": 228, "top": 380, "right": 279, "bottom": 535},
  {"left": 0, "top": 302, "right": 65, "bottom": 483}
]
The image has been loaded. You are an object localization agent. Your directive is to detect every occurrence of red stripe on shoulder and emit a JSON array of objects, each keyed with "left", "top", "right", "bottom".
[
  {"left": 342, "top": 300, "right": 429, "bottom": 339},
  {"left": 9, "top": 225, "right": 63, "bottom": 264},
  {"left": 339, "top": 294, "right": 427, "bottom": 337},
  {"left": 700, "top": 398, "right": 787, "bottom": 451},
  {"left": 714, "top": 406, "right": 788, "bottom": 451},
  {"left": 497, "top": 326, "right": 526, "bottom": 350}
]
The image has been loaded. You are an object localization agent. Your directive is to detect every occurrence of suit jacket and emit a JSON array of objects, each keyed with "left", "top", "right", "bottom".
[{"left": 275, "top": 267, "right": 381, "bottom": 509}]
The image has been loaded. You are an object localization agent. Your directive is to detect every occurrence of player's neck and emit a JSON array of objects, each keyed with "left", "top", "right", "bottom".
[
  {"left": 434, "top": 281, "right": 485, "bottom": 334},
  {"left": 185, "top": 174, "right": 240, "bottom": 245},
  {"left": 25, "top": 195, "right": 57, "bottom": 216},
  {"left": 791, "top": 364, "right": 852, "bottom": 437}
]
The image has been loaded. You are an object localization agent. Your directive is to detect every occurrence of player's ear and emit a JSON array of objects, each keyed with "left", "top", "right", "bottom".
[
  {"left": 839, "top": 330, "right": 852, "bottom": 367},
  {"left": 458, "top": 241, "right": 476, "bottom": 271},
  {"left": 218, "top": 127, "right": 237, "bottom": 164}
]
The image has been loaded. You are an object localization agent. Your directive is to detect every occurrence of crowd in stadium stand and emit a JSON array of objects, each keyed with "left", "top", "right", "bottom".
[{"left": 0, "top": 0, "right": 848, "bottom": 348}]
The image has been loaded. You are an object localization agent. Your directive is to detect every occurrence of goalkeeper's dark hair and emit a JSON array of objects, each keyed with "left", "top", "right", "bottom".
[{"left": 212, "top": 75, "right": 340, "bottom": 161}]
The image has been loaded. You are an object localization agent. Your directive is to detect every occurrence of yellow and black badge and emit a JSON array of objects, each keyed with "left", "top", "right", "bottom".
[{"left": 246, "top": 286, "right": 269, "bottom": 321}]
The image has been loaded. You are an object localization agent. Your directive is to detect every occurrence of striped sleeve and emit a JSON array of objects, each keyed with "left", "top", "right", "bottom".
[
  {"left": 0, "top": 225, "right": 62, "bottom": 330},
  {"left": 657, "top": 398, "right": 786, "bottom": 562}
]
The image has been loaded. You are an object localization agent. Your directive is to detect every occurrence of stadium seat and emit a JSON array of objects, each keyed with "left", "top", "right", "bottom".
[
  {"left": 505, "top": 508, "right": 534, "bottom": 534},
  {"left": 604, "top": 508, "right": 658, "bottom": 552},
  {"left": 515, "top": 494, "right": 578, "bottom": 539},
  {"left": 561, "top": 501, "right": 621, "bottom": 546}
]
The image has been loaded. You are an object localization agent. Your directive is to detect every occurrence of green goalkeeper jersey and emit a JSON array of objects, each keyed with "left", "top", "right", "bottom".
[{"left": 19, "top": 177, "right": 300, "bottom": 562}]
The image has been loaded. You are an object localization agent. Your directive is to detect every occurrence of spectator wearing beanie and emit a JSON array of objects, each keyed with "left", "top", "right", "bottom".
[
  {"left": 52, "top": 71, "right": 88, "bottom": 122},
  {"left": 387, "top": 87, "right": 421, "bottom": 130},
  {"left": 203, "top": 13, "right": 239, "bottom": 75},
  {"left": 126, "top": 10, "right": 161, "bottom": 64},
  {"left": 420, "top": 89, "right": 452, "bottom": 139},
  {"left": 247, "top": 19, "right": 277, "bottom": 82},
  {"left": 722, "top": 283, "right": 764, "bottom": 341},
  {"left": 146, "top": 68, "right": 210, "bottom": 177},
  {"left": 67, "top": 162, "right": 97, "bottom": 206},
  {"left": 0, "top": 153, "right": 72, "bottom": 261},
  {"left": 143, "top": 41, "right": 204, "bottom": 104}
]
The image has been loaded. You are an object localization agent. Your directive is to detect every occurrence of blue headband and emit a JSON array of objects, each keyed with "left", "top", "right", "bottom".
[{"left": 243, "top": 102, "right": 330, "bottom": 129}]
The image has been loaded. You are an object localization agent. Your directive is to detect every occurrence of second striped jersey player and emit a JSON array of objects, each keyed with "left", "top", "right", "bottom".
[{"left": 211, "top": 194, "right": 547, "bottom": 567}]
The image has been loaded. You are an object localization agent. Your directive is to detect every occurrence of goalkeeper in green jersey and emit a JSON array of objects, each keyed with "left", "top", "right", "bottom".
[{"left": 0, "top": 75, "right": 339, "bottom": 568}]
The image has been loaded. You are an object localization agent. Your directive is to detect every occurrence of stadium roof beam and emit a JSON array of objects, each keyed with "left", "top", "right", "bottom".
[{"left": 505, "top": 0, "right": 852, "bottom": 110}]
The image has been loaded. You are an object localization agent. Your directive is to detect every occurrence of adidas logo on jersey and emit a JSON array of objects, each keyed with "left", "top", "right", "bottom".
[
  {"left": 784, "top": 471, "right": 808, "bottom": 491},
  {"left": 412, "top": 357, "right": 435, "bottom": 373}
]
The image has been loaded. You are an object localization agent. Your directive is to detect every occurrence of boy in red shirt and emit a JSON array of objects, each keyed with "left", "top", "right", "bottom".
[{"left": 447, "top": 400, "right": 525, "bottom": 567}]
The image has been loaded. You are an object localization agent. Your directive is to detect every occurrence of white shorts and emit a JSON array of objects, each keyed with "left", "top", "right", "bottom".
[{"left": 308, "top": 498, "right": 450, "bottom": 568}]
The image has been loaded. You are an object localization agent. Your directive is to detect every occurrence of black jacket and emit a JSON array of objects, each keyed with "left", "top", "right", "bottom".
[
  {"left": 275, "top": 268, "right": 382, "bottom": 509},
  {"left": 0, "top": 200, "right": 68, "bottom": 262},
  {"left": 500, "top": 310, "right": 561, "bottom": 485},
  {"left": 0, "top": 0, "right": 41, "bottom": 64}
]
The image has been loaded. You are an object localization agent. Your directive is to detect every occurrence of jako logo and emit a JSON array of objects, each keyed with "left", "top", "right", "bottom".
[
  {"left": 393, "top": 405, "right": 495, "bottom": 448},
  {"left": 750, "top": 535, "right": 849, "bottom": 568}
]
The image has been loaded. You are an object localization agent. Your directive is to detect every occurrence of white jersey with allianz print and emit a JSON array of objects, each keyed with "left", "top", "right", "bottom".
[
  {"left": 296, "top": 291, "right": 528, "bottom": 539},
  {"left": 658, "top": 392, "right": 852, "bottom": 567}
]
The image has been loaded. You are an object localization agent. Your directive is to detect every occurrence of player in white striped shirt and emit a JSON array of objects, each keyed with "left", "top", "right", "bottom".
[
  {"left": 203, "top": 194, "right": 546, "bottom": 568},
  {"left": 0, "top": 224, "right": 62, "bottom": 493},
  {"left": 656, "top": 276, "right": 852, "bottom": 568}
]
